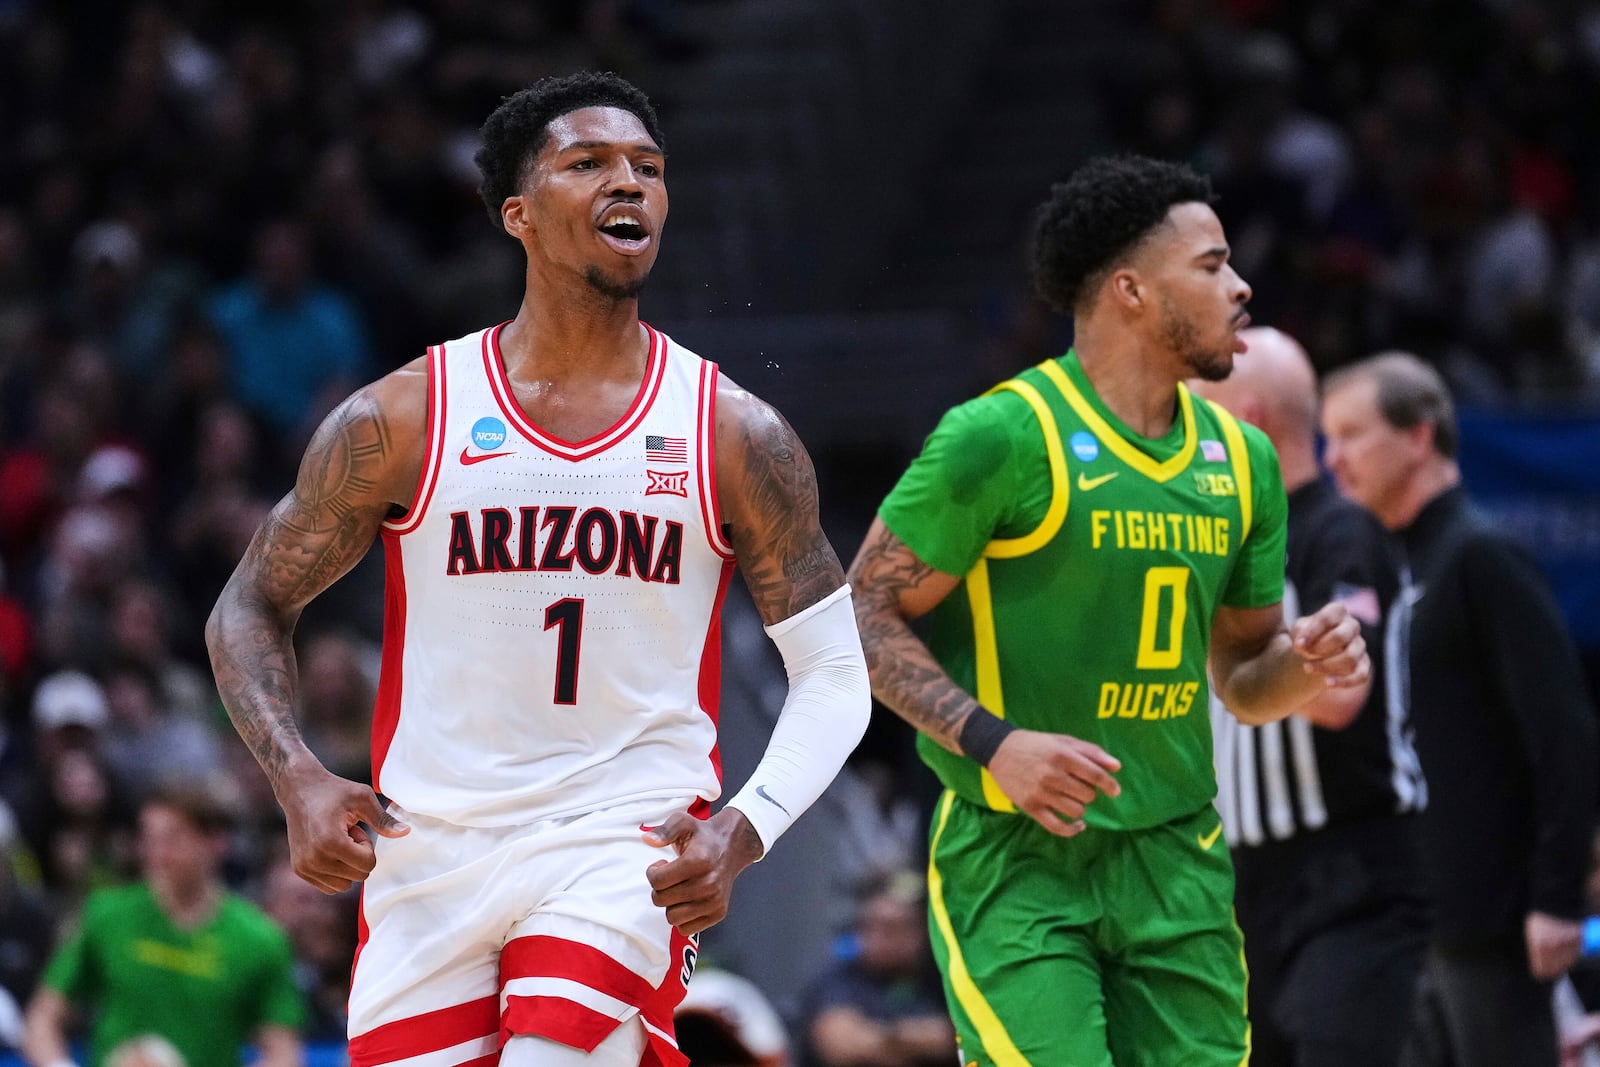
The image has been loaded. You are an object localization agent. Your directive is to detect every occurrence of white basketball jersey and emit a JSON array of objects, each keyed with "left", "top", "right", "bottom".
[{"left": 372, "top": 322, "right": 736, "bottom": 827}]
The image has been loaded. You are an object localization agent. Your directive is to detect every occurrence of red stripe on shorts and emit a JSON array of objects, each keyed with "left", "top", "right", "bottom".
[
  {"left": 499, "top": 934, "right": 656, "bottom": 1005},
  {"left": 501, "top": 993, "right": 621, "bottom": 1051},
  {"left": 642, "top": 1030, "right": 690, "bottom": 1067},
  {"left": 347, "top": 994, "right": 500, "bottom": 1065}
]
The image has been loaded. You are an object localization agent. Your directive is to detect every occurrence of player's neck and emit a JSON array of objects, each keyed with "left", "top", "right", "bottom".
[
  {"left": 1073, "top": 329, "right": 1183, "bottom": 439},
  {"left": 501, "top": 287, "right": 647, "bottom": 384}
]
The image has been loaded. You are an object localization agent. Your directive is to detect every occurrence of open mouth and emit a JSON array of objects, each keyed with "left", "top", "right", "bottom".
[
  {"left": 600, "top": 218, "right": 647, "bottom": 241},
  {"left": 597, "top": 211, "right": 652, "bottom": 254},
  {"left": 1231, "top": 311, "right": 1251, "bottom": 352}
]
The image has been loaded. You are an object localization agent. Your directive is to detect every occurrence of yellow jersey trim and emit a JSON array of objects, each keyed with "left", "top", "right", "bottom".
[
  {"left": 1235, "top": 907, "right": 1253, "bottom": 1065},
  {"left": 966, "top": 558, "right": 1017, "bottom": 812},
  {"left": 982, "top": 378, "right": 1069, "bottom": 559},
  {"left": 1038, "top": 359, "right": 1198, "bottom": 483},
  {"left": 929, "top": 791, "right": 1032, "bottom": 1067},
  {"left": 1209, "top": 403, "right": 1254, "bottom": 540}
]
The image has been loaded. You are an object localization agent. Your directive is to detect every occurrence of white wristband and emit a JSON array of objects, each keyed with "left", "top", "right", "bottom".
[{"left": 724, "top": 585, "right": 870, "bottom": 855}]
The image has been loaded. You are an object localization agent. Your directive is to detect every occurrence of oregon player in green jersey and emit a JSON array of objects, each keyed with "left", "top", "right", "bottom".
[{"left": 847, "top": 156, "right": 1371, "bottom": 1067}]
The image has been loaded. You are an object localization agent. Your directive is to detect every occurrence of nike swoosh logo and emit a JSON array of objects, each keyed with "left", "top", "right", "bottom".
[
  {"left": 754, "top": 784, "right": 791, "bottom": 816},
  {"left": 1198, "top": 823, "right": 1224, "bottom": 851},
  {"left": 460, "top": 447, "right": 515, "bottom": 465},
  {"left": 1077, "top": 471, "right": 1119, "bottom": 491}
]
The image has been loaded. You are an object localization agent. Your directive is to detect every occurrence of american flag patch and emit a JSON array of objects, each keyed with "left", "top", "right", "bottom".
[
  {"left": 645, "top": 435, "right": 688, "bottom": 463},
  {"left": 1200, "top": 439, "right": 1227, "bottom": 463}
]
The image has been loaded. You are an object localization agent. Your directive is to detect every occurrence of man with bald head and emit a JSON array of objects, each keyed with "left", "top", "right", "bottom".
[{"left": 1192, "top": 327, "right": 1430, "bottom": 1067}]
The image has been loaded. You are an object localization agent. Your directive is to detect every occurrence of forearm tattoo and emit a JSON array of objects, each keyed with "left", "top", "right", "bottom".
[
  {"left": 208, "top": 393, "right": 394, "bottom": 788},
  {"left": 848, "top": 536, "right": 980, "bottom": 752}
]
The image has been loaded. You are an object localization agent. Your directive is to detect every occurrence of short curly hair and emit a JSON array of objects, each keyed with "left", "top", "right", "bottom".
[
  {"left": 474, "top": 70, "right": 665, "bottom": 226},
  {"left": 1031, "top": 155, "right": 1216, "bottom": 314}
]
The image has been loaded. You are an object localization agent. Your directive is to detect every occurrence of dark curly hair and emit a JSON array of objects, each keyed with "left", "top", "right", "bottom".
[
  {"left": 1031, "top": 155, "right": 1216, "bottom": 314},
  {"left": 474, "top": 70, "right": 665, "bottom": 226}
]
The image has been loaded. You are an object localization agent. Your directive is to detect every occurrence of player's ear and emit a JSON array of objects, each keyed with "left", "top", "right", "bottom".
[
  {"left": 501, "top": 195, "right": 530, "bottom": 238},
  {"left": 1110, "top": 267, "right": 1144, "bottom": 310}
]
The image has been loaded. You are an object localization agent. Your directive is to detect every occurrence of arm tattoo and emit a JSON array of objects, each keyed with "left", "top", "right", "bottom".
[
  {"left": 727, "top": 402, "right": 848, "bottom": 623},
  {"left": 207, "top": 393, "right": 395, "bottom": 790},
  {"left": 847, "top": 533, "right": 981, "bottom": 753}
]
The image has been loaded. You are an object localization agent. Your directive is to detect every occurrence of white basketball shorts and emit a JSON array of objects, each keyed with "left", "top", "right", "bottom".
[{"left": 346, "top": 796, "right": 701, "bottom": 1067}]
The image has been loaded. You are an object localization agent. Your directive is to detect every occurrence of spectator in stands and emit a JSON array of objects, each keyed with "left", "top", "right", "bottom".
[
  {"left": 797, "top": 871, "right": 954, "bottom": 1067},
  {"left": 6, "top": 672, "right": 134, "bottom": 909},
  {"left": 0, "top": 800, "right": 53, "bottom": 1037},
  {"left": 207, "top": 218, "right": 370, "bottom": 450},
  {"left": 295, "top": 630, "right": 376, "bottom": 785},
  {"left": 259, "top": 854, "right": 358, "bottom": 1043},
  {"left": 104, "top": 578, "right": 212, "bottom": 721},
  {"left": 1321, "top": 352, "right": 1599, "bottom": 1067},
  {"left": 99, "top": 661, "right": 222, "bottom": 800},
  {"left": 21, "top": 778, "right": 306, "bottom": 1067},
  {"left": 0, "top": 375, "right": 99, "bottom": 577},
  {"left": 675, "top": 966, "right": 791, "bottom": 1067},
  {"left": 164, "top": 401, "right": 279, "bottom": 631},
  {"left": 63, "top": 220, "right": 203, "bottom": 386}
]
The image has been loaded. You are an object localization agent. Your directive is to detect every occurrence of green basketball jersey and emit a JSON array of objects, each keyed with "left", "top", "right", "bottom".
[{"left": 880, "top": 350, "right": 1286, "bottom": 830}]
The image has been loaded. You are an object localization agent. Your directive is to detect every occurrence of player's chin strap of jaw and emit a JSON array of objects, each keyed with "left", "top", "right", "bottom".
[{"left": 724, "top": 584, "right": 871, "bottom": 857}]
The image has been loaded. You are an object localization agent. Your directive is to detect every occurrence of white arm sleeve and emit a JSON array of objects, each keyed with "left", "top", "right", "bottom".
[{"left": 723, "top": 584, "right": 870, "bottom": 856}]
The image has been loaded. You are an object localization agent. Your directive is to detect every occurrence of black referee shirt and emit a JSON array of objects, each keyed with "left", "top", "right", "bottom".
[{"left": 1215, "top": 477, "right": 1425, "bottom": 846}]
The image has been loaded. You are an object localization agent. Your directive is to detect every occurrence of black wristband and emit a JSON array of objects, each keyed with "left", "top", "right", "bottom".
[{"left": 957, "top": 710, "right": 1016, "bottom": 767}]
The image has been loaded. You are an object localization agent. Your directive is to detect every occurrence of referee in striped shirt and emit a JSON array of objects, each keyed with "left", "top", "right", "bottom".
[{"left": 1193, "top": 328, "right": 1430, "bottom": 1067}]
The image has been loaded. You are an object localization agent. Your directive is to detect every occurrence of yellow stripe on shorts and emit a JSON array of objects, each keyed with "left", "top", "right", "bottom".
[{"left": 928, "top": 791, "right": 1032, "bottom": 1067}]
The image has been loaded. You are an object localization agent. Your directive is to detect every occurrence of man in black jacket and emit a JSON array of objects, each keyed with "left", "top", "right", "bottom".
[
  {"left": 1194, "top": 328, "right": 1430, "bottom": 1067},
  {"left": 1321, "top": 351, "right": 1599, "bottom": 1067}
]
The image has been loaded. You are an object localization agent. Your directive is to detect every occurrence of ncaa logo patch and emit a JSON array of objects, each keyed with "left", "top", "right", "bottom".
[
  {"left": 471, "top": 416, "right": 507, "bottom": 450},
  {"left": 1070, "top": 431, "right": 1099, "bottom": 462}
]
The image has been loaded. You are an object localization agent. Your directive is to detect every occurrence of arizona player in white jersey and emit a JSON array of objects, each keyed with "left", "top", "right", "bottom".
[{"left": 206, "top": 71, "right": 870, "bottom": 1067}]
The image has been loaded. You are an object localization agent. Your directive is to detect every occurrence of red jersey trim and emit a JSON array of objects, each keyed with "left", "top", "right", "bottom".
[
  {"left": 370, "top": 532, "right": 408, "bottom": 790},
  {"left": 484, "top": 321, "right": 668, "bottom": 462},
  {"left": 384, "top": 345, "right": 446, "bottom": 535},
  {"left": 696, "top": 361, "right": 735, "bottom": 559},
  {"left": 698, "top": 559, "right": 736, "bottom": 792},
  {"left": 347, "top": 993, "right": 499, "bottom": 1065},
  {"left": 347, "top": 891, "right": 371, "bottom": 1025}
]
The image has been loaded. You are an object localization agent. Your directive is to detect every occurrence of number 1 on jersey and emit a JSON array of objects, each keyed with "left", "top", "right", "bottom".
[{"left": 544, "top": 597, "right": 584, "bottom": 704}]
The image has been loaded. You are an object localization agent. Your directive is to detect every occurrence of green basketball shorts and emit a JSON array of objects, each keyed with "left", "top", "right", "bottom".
[{"left": 926, "top": 791, "right": 1250, "bottom": 1067}]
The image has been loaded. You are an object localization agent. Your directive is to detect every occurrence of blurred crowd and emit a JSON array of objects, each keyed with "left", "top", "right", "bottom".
[
  {"left": 0, "top": 0, "right": 1598, "bottom": 1061},
  {"left": 1102, "top": 0, "right": 1600, "bottom": 401}
]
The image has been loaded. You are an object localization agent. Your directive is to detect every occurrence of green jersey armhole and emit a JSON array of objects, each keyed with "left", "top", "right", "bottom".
[
  {"left": 982, "top": 372, "right": 1069, "bottom": 559},
  {"left": 1208, "top": 402, "right": 1254, "bottom": 541}
]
